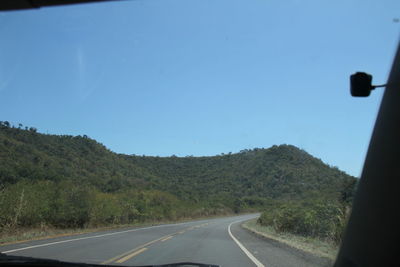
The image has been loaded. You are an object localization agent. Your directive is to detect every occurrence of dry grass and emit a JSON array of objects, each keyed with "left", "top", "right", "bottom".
[
  {"left": 242, "top": 219, "right": 339, "bottom": 260},
  {"left": 0, "top": 227, "right": 95, "bottom": 245}
]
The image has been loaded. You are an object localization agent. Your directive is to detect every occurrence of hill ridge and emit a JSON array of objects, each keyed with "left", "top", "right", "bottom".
[{"left": 0, "top": 124, "right": 356, "bottom": 203}]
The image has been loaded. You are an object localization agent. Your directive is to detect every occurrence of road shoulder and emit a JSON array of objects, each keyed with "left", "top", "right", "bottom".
[{"left": 230, "top": 219, "right": 333, "bottom": 267}]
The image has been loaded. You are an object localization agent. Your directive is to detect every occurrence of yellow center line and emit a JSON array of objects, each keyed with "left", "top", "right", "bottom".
[
  {"left": 101, "top": 235, "right": 167, "bottom": 264},
  {"left": 102, "top": 223, "right": 202, "bottom": 264},
  {"left": 161, "top": 236, "right": 173, "bottom": 242},
  {"left": 116, "top": 247, "right": 148, "bottom": 263}
]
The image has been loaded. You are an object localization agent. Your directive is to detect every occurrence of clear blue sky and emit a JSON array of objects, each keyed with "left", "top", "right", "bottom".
[{"left": 1, "top": 0, "right": 399, "bottom": 177}]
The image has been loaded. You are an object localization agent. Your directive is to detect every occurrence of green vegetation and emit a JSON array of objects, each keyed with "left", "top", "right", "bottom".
[
  {"left": 0, "top": 121, "right": 357, "bottom": 243},
  {"left": 257, "top": 196, "right": 350, "bottom": 244},
  {"left": 243, "top": 219, "right": 338, "bottom": 261}
]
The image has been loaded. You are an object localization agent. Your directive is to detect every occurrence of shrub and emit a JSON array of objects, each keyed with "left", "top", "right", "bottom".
[{"left": 258, "top": 198, "right": 348, "bottom": 244}]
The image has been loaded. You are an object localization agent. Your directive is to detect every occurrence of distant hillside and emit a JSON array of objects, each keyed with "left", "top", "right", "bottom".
[{"left": 0, "top": 122, "right": 356, "bottom": 208}]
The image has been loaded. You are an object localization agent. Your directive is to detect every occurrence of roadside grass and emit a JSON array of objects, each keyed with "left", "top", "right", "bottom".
[
  {"left": 242, "top": 218, "right": 339, "bottom": 260},
  {"left": 0, "top": 226, "right": 100, "bottom": 245}
]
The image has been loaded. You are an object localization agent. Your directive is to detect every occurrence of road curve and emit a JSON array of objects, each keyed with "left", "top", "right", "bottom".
[{"left": 0, "top": 214, "right": 330, "bottom": 267}]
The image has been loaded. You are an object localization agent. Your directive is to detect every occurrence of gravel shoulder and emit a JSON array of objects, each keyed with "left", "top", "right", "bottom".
[{"left": 236, "top": 219, "right": 335, "bottom": 267}]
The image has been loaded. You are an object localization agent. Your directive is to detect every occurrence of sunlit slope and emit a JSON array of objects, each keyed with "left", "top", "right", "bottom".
[{"left": 0, "top": 125, "right": 356, "bottom": 205}]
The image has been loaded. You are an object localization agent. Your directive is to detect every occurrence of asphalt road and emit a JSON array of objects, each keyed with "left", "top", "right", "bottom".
[{"left": 0, "top": 214, "right": 331, "bottom": 267}]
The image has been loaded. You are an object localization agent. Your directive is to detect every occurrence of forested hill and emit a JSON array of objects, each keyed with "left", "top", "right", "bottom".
[{"left": 0, "top": 123, "right": 356, "bottom": 207}]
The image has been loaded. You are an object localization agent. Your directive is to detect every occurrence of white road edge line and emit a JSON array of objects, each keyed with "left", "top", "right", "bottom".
[
  {"left": 228, "top": 220, "right": 265, "bottom": 267},
  {"left": 1, "top": 221, "right": 193, "bottom": 254}
]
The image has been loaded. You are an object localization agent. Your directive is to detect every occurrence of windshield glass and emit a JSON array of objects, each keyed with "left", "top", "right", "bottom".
[{"left": 0, "top": 1, "right": 399, "bottom": 266}]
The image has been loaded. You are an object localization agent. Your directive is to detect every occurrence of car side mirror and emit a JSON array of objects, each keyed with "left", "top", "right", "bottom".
[{"left": 350, "top": 72, "right": 386, "bottom": 97}]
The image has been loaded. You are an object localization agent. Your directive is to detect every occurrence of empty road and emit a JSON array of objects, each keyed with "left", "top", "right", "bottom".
[{"left": 0, "top": 214, "right": 330, "bottom": 267}]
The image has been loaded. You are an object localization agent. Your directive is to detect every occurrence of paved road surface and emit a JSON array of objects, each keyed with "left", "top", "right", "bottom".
[{"left": 0, "top": 214, "right": 331, "bottom": 267}]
